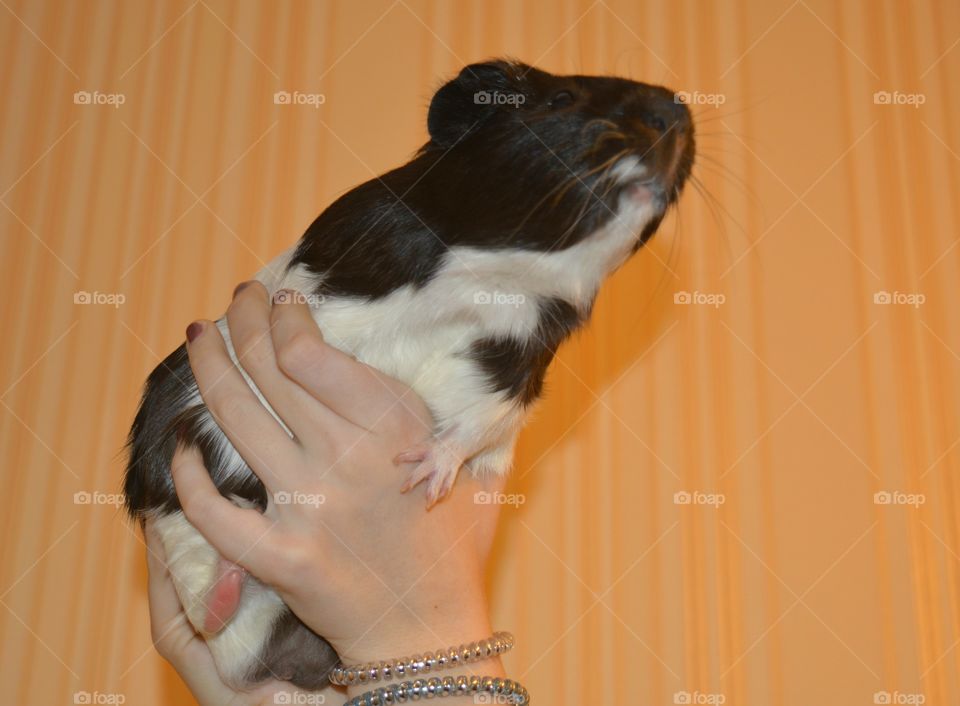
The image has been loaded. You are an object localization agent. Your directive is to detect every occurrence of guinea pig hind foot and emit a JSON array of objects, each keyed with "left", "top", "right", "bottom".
[{"left": 395, "top": 434, "right": 466, "bottom": 508}]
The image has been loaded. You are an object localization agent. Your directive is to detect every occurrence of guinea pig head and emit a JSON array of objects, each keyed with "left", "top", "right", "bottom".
[{"left": 424, "top": 59, "right": 695, "bottom": 252}]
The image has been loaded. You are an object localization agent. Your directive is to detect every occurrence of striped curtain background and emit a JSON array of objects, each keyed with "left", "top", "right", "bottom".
[{"left": 1, "top": 1, "right": 958, "bottom": 704}]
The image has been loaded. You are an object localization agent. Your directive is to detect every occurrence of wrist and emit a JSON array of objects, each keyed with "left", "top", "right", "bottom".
[{"left": 335, "top": 584, "right": 493, "bottom": 666}]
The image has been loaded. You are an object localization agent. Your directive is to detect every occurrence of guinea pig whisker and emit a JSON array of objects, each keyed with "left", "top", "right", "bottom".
[
  {"left": 692, "top": 158, "right": 762, "bottom": 208},
  {"left": 551, "top": 176, "right": 583, "bottom": 208},
  {"left": 580, "top": 118, "right": 619, "bottom": 137},
  {"left": 687, "top": 174, "right": 743, "bottom": 261},
  {"left": 578, "top": 147, "right": 632, "bottom": 181},
  {"left": 586, "top": 131, "right": 629, "bottom": 156},
  {"left": 551, "top": 147, "right": 630, "bottom": 210},
  {"left": 511, "top": 172, "right": 583, "bottom": 235},
  {"left": 583, "top": 131, "right": 628, "bottom": 159}
]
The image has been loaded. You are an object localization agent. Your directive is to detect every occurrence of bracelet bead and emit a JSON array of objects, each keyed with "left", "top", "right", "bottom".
[
  {"left": 343, "top": 674, "right": 531, "bottom": 706},
  {"left": 330, "top": 632, "right": 514, "bottom": 686}
]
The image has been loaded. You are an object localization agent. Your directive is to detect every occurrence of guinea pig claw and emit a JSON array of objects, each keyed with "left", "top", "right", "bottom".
[
  {"left": 400, "top": 459, "right": 435, "bottom": 493},
  {"left": 425, "top": 473, "right": 458, "bottom": 509},
  {"left": 394, "top": 445, "right": 429, "bottom": 466}
]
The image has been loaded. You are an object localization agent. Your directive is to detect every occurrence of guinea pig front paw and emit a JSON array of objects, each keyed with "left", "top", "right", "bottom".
[{"left": 394, "top": 435, "right": 465, "bottom": 508}]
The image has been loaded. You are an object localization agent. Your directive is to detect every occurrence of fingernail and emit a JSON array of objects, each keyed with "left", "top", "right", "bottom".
[
  {"left": 186, "top": 321, "right": 204, "bottom": 342},
  {"left": 233, "top": 281, "right": 251, "bottom": 299}
]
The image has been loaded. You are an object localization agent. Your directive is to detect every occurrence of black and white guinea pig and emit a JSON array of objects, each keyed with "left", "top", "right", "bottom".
[{"left": 124, "top": 58, "right": 695, "bottom": 691}]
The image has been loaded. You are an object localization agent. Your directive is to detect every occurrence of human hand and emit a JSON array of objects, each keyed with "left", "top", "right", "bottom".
[{"left": 171, "top": 282, "right": 507, "bottom": 694}]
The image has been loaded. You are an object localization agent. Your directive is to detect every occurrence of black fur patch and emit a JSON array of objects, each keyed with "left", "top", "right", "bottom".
[
  {"left": 469, "top": 298, "right": 583, "bottom": 406},
  {"left": 247, "top": 609, "right": 339, "bottom": 690},
  {"left": 124, "top": 343, "right": 267, "bottom": 516}
]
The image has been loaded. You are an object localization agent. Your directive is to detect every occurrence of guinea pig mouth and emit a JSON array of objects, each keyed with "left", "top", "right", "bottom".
[
  {"left": 624, "top": 179, "right": 666, "bottom": 205},
  {"left": 607, "top": 156, "right": 670, "bottom": 209},
  {"left": 609, "top": 140, "right": 691, "bottom": 211}
]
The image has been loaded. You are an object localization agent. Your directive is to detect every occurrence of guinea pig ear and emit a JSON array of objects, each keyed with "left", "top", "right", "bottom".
[{"left": 427, "top": 61, "right": 517, "bottom": 148}]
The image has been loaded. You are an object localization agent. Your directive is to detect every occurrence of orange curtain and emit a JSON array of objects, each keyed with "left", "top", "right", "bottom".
[{"left": 1, "top": 1, "right": 958, "bottom": 704}]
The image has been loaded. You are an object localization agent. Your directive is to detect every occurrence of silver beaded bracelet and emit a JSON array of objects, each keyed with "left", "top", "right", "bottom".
[
  {"left": 343, "top": 674, "right": 530, "bottom": 706},
  {"left": 329, "top": 631, "right": 515, "bottom": 686}
]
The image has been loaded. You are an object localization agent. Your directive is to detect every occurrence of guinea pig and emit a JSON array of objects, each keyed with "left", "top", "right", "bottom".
[{"left": 124, "top": 58, "right": 695, "bottom": 691}]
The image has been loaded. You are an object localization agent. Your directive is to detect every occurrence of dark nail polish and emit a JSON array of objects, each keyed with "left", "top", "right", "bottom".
[
  {"left": 233, "top": 281, "right": 251, "bottom": 299},
  {"left": 186, "top": 321, "right": 204, "bottom": 342}
]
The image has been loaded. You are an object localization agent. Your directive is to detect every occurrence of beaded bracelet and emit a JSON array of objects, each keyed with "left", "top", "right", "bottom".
[
  {"left": 343, "top": 675, "right": 530, "bottom": 705},
  {"left": 329, "top": 631, "right": 515, "bottom": 686}
]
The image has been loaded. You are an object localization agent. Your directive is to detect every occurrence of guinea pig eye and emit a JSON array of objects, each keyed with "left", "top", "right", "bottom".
[{"left": 549, "top": 90, "right": 576, "bottom": 109}]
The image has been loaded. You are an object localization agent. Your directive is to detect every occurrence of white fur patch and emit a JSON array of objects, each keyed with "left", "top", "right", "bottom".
[{"left": 152, "top": 512, "right": 286, "bottom": 688}]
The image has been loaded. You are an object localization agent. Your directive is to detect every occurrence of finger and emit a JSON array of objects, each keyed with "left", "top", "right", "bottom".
[
  {"left": 226, "top": 281, "right": 345, "bottom": 447},
  {"left": 186, "top": 318, "right": 298, "bottom": 490},
  {"left": 171, "top": 445, "right": 282, "bottom": 577},
  {"left": 270, "top": 289, "right": 427, "bottom": 433}
]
